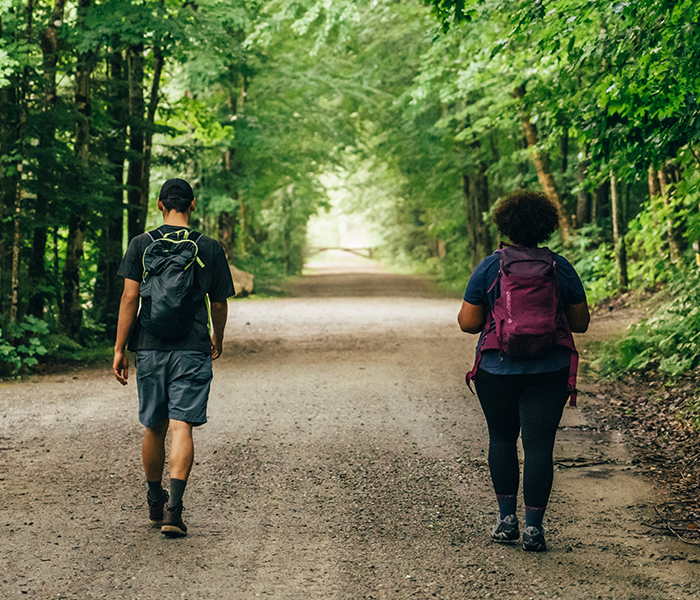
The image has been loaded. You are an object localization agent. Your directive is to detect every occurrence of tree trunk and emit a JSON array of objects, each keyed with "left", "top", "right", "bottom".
[
  {"left": 10, "top": 0, "right": 36, "bottom": 326},
  {"left": 95, "top": 48, "right": 127, "bottom": 337},
  {"left": 575, "top": 158, "right": 590, "bottom": 227},
  {"left": 610, "top": 171, "right": 628, "bottom": 292},
  {"left": 218, "top": 210, "right": 237, "bottom": 261},
  {"left": 513, "top": 85, "right": 570, "bottom": 239},
  {"left": 219, "top": 147, "right": 239, "bottom": 262},
  {"left": 463, "top": 163, "right": 492, "bottom": 270},
  {"left": 233, "top": 76, "right": 248, "bottom": 258},
  {"left": 472, "top": 161, "right": 491, "bottom": 265},
  {"left": 658, "top": 166, "right": 682, "bottom": 262},
  {"left": 53, "top": 227, "right": 62, "bottom": 315},
  {"left": 463, "top": 175, "right": 477, "bottom": 263},
  {"left": 648, "top": 165, "right": 661, "bottom": 198},
  {"left": 0, "top": 14, "right": 9, "bottom": 315},
  {"left": 10, "top": 166, "right": 23, "bottom": 327},
  {"left": 592, "top": 181, "right": 608, "bottom": 224},
  {"left": 127, "top": 43, "right": 145, "bottom": 241},
  {"left": 126, "top": 42, "right": 164, "bottom": 241},
  {"left": 0, "top": 32, "right": 4, "bottom": 317},
  {"left": 141, "top": 44, "right": 164, "bottom": 225},
  {"left": 61, "top": 0, "right": 91, "bottom": 339},
  {"left": 560, "top": 127, "right": 569, "bottom": 174},
  {"left": 28, "top": 0, "right": 66, "bottom": 319}
]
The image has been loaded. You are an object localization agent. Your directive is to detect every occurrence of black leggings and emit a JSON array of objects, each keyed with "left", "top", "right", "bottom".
[{"left": 473, "top": 367, "right": 570, "bottom": 508}]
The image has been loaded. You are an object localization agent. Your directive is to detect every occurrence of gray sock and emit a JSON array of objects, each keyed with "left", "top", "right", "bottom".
[
  {"left": 147, "top": 480, "right": 163, "bottom": 501},
  {"left": 169, "top": 478, "right": 187, "bottom": 507}
]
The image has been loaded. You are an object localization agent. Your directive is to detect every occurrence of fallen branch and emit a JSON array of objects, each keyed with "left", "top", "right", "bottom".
[
  {"left": 642, "top": 521, "right": 700, "bottom": 534},
  {"left": 554, "top": 459, "right": 614, "bottom": 468},
  {"left": 653, "top": 507, "right": 700, "bottom": 546}
]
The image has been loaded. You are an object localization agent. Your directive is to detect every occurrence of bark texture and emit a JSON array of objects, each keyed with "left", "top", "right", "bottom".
[
  {"left": 513, "top": 85, "right": 570, "bottom": 239},
  {"left": 126, "top": 43, "right": 164, "bottom": 241},
  {"left": 95, "top": 49, "right": 128, "bottom": 337},
  {"left": 127, "top": 44, "right": 145, "bottom": 242},
  {"left": 610, "top": 172, "right": 628, "bottom": 292},
  {"left": 463, "top": 161, "right": 491, "bottom": 270},
  {"left": 29, "top": 0, "right": 67, "bottom": 319},
  {"left": 575, "top": 159, "right": 590, "bottom": 227},
  {"left": 60, "top": 0, "right": 91, "bottom": 338}
]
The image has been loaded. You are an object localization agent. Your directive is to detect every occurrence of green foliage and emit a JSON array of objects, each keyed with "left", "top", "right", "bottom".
[
  {"left": 0, "top": 316, "right": 50, "bottom": 374},
  {"left": 4, "top": 0, "right": 700, "bottom": 378},
  {"left": 596, "top": 269, "right": 700, "bottom": 379}
]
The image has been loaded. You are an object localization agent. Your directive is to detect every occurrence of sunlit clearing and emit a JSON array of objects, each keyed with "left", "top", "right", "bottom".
[{"left": 305, "top": 174, "right": 385, "bottom": 275}]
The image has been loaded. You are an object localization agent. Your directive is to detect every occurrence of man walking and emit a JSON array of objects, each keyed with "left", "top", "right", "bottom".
[{"left": 113, "top": 178, "right": 235, "bottom": 537}]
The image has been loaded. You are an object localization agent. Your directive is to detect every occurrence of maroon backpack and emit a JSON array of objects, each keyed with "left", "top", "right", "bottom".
[{"left": 465, "top": 245, "right": 579, "bottom": 406}]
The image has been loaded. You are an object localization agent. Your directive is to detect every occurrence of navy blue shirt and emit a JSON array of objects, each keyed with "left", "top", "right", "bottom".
[{"left": 464, "top": 248, "right": 586, "bottom": 375}]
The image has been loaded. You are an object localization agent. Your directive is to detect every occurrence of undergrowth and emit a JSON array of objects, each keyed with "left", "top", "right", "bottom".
[{"left": 594, "top": 267, "right": 700, "bottom": 380}]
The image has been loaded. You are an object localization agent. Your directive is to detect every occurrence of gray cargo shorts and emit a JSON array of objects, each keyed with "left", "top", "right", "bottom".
[{"left": 135, "top": 350, "right": 213, "bottom": 427}]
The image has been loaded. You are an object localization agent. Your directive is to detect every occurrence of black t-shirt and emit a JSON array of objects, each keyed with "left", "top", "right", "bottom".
[{"left": 117, "top": 225, "right": 236, "bottom": 352}]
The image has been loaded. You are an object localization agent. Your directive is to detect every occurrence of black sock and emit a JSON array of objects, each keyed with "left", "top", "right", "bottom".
[
  {"left": 169, "top": 478, "right": 187, "bottom": 507},
  {"left": 525, "top": 506, "right": 546, "bottom": 528},
  {"left": 147, "top": 480, "right": 163, "bottom": 501},
  {"left": 496, "top": 494, "right": 518, "bottom": 519}
]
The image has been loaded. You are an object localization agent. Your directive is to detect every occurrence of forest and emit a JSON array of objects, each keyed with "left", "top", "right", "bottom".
[{"left": 1, "top": 0, "right": 700, "bottom": 390}]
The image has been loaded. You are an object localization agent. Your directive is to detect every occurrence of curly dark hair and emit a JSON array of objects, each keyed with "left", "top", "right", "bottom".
[{"left": 492, "top": 190, "right": 559, "bottom": 247}]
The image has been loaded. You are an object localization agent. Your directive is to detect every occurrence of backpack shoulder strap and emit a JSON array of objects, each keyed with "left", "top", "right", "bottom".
[
  {"left": 147, "top": 228, "right": 164, "bottom": 242},
  {"left": 188, "top": 230, "right": 202, "bottom": 243}
]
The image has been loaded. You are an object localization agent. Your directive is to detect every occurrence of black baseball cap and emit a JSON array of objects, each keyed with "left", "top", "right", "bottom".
[{"left": 159, "top": 178, "right": 194, "bottom": 200}]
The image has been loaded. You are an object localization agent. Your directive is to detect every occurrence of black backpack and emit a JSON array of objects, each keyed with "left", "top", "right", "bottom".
[{"left": 139, "top": 228, "right": 204, "bottom": 339}]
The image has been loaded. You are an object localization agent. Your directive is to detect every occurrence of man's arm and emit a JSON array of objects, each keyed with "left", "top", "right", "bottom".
[
  {"left": 209, "top": 300, "right": 228, "bottom": 360},
  {"left": 113, "top": 279, "right": 140, "bottom": 385}
]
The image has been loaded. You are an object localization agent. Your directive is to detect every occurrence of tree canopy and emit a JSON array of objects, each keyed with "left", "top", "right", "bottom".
[{"left": 2, "top": 0, "right": 700, "bottom": 378}]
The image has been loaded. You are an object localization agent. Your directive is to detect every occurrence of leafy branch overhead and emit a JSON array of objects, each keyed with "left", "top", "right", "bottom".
[{"left": 1, "top": 0, "right": 700, "bottom": 392}]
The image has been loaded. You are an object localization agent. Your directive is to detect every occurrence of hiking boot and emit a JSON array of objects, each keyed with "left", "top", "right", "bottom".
[
  {"left": 147, "top": 490, "right": 169, "bottom": 527},
  {"left": 161, "top": 503, "right": 188, "bottom": 538},
  {"left": 522, "top": 525, "right": 546, "bottom": 552},
  {"left": 491, "top": 514, "right": 520, "bottom": 542}
]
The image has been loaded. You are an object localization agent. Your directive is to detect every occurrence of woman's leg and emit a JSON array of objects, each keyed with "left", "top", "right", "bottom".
[
  {"left": 518, "top": 368, "right": 570, "bottom": 522},
  {"left": 474, "top": 369, "right": 523, "bottom": 510}
]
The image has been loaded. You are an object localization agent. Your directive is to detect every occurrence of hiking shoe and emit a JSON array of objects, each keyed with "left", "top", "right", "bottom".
[
  {"left": 491, "top": 514, "right": 520, "bottom": 542},
  {"left": 147, "top": 490, "right": 169, "bottom": 527},
  {"left": 522, "top": 525, "right": 546, "bottom": 552},
  {"left": 161, "top": 503, "right": 188, "bottom": 538}
]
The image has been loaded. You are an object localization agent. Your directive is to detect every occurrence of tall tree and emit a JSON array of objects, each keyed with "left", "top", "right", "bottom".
[
  {"left": 513, "top": 84, "right": 570, "bottom": 239},
  {"left": 94, "top": 47, "right": 128, "bottom": 336},
  {"left": 610, "top": 172, "right": 628, "bottom": 292},
  {"left": 10, "top": 0, "right": 36, "bottom": 326},
  {"left": 61, "top": 0, "right": 93, "bottom": 338},
  {"left": 28, "top": 0, "right": 67, "bottom": 319}
]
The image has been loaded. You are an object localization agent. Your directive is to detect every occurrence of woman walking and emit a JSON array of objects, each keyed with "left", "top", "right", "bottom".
[{"left": 458, "top": 190, "right": 590, "bottom": 551}]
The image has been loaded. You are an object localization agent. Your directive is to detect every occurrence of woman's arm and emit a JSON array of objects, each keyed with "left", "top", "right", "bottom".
[
  {"left": 565, "top": 301, "right": 590, "bottom": 333},
  {"left": 458, "top": 301, "right": 487, "bottom": 334}
]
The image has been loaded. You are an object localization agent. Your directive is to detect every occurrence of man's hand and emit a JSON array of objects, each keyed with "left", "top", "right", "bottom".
[
  {"left": 113, "top": 279, "right": 139, "bottom": 384},
  {"left": 209, "top": 299, "right": 228, "bottom": 361},
  {"left": 211, "top": 334, "right": 223, "bottom": 360},
  {"left": 113, "top": 350, "right": 129, "bottom": 385}
]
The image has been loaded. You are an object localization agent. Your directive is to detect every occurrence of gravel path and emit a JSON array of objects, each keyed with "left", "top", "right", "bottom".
[{"left": 1, "top": 260, "right": 698, "bottom": 599}]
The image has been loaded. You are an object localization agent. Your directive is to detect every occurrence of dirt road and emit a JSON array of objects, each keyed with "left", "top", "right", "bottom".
[{"left": 1, "top": 259, "right": 699, "bottom": 599}]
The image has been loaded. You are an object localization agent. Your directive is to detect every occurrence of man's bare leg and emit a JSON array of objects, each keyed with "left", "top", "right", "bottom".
[
  {"left": 143, "top": 421, "right": 169, "bottom": 496},
  {"left": 161, "top": 419, "right": 193, "bottom": 537},
  {"left": 168, "top": 419, "right": 194, "bottom": 506},
  {"left": 142, "top": 421, "right": 170, "bottom": 526}
]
